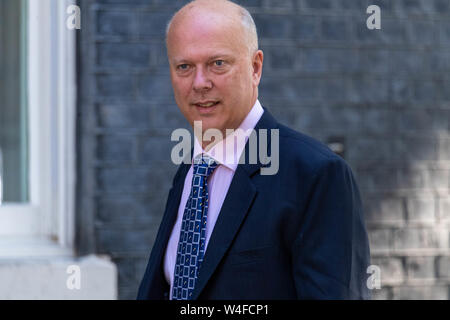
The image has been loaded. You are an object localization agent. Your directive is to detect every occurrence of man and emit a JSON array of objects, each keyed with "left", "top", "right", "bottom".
[{"left": 137, "top": 0, "right": 371, "bottom": 300}]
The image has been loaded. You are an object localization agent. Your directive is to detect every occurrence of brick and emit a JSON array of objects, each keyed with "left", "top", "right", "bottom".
[
  {"left": 331, "top": 107, "right": 363, "bottom": 131},
  {"left": 99, "top": 0, "right": 151, "bottom": 4},
  {"left": 364, "top": 196, "right": 404, "bottom": 223},
  {"left": 97, "top": 74, "right": 134, "bottom": 99},
  {"left": 253, "top": 14, "right": 296, "bottom": 39},
  {"left": 149, "top": 103, "right": 188, "bottom": 130},
  {"left": 97, "top": 42, "right": 150, "bottom": 68},
  {"left": 307, "top": 106, "right": 363, "bottom": 134},
  {"left": 437, "top": 80, "right": 450, "bottom": 101},
  {"left": 427, "top": 169, "right": 450, "bottom": 190},
  {"left": 270, "top": 106, "right": 302, "bottom": 129},
  {"left": 400, "top": 0, "right": 425, "bottom": 14},
  {"left": 320, "top": 18, "right": 350, "bottom": 41},
  {"left": 327, "top": 49, "right": 360, "bottom": 73},
  {"left": 97, "top": 166, "right": 176, "bottom": 198},
  {"left": 259, "top": 77, "right": 320, "bottom": 102},
  {"left": 359, "top": 49, "right": 390, "bottom": 74},
  {"left": 137, "top": 74, "right": 174, "bottom": 102},
  {"left": 405, "top": 256, "right": 436, "bottom": 279},
  {"left": 398, "top": 168, "right": 427, "bottom": 189},
  {"left": 294, "top": 16, "right": 318, "bottom": 40},
  {"left": 137, "top": 12, "right": 172, "bottom": 38},
  {"left": 138, "top": 136, "right": 175, "bottom": 164},
  {"left": 436, "top": 256, "right": 450, "bottom": 278},
  {"left": 151, "top": 0, "right": 184, "bottom": 6},
  {"left": 397, "top": 137, "right": 438, "bottom": 162},
  {"left": 98, "top": 168, "right": 152, "bottom": 193},
  {"left": 301, "top": 0, "right": 332, "bottom": 10},
  {"left": 362, "top": 108, "right": 398, "bottom": 134},
  {"left": 349, "top": 76, "right": 390, "bottom": 104},
  {"left": 336, "top": 0, "right": 369, "bottom": 11},
  {"left": 96, "top": 226, "right": 159, "bottom": 254},
  {"left": 113, "top": 258, "right": 142, "bottom": 288},
  {"left": 368, "top": 228, "right": 392, "bottom": 251},
  {"left": 438, "top": 198, "right": 450, "bottom": 221},
  {"left": 300, "top": 48, "right": 327, "bottom": 73},
  {"left": 266, "top": 46, "right": 297, "bottom": 70},
  {"left": 265, "top": 0, "right": 295, "bottom": 9},
  {"left": 118, "top": 287, "right": 139, "bottom": 300},
  {"left": 434, "top": 0, "right": 450, "bottom": 13},
  {"left": 439, "top": 20, "right": 450, "bottom": 45},
  {"left": 347, "top": 137, "right": 393, "bottom": 165},
  {"left": 390, "top": 78, "right": 413, "bottom": 103},
  {"left": 97, "top": 195, "right": 163, "bottom": 226},
  {"left": 234, "top": 0, "right": 264, "bottom": 8},
  {"left": 371, "top": 256, "right": 405, "bottom": 283},
  {"left": 408, "top": 20, "right": 437, "bottom": 46},
  {"left": 358, "top": 167, "right": 399, "bottom": 192},
  {"left": 149, "top": 43, "right": 169, "bottom": 71},
  {"left": 97, "top": 134, "right": 136, "bottom": 163},
  {"left": 371, "top": 286, "right": 392, "bottom": 300},
  {"left": 135, "top": 258, "right": 150, "bottom": 282},
  {"left": 389, "top": 50, "right": 429, "bottom": 75},
  {"left": 413, "top": 80, "right": 439, "bottom": 102},
  {"left": 97, "top": 104, "right": 150, "bottom": 129},
  {"left": 393, "top": 228, "right": 440, "bottom": 250},
  {"left": 355, "top": 16, "right": 384, "bottom": 43},
  {"left": 399, "top": 109, "right": 448, "bottom": 133},
  {"left": 320, "top": 78, "right": 348, "bottom": 101},
  {"left": 371, "top": 0, "right": 395, "bottom": 13},
  {"left": 380, "top": 19, "right": 409, "bottom": 44},
  {"left": 97, "top": 11, "right": 133, "bottom": 37},
  {"left": 406, "top": 197, "right": 436, "bottom": 221},
  {"left": 392, "top": 285, "right": 448, "bottom": 299}
]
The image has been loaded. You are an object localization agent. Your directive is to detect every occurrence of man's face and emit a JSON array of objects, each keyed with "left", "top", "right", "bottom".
[{"left": 167, "top": 10, "right": 263, "bottom": 138}]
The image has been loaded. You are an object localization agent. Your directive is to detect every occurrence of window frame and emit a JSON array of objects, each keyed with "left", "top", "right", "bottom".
[{"left": 0, "top": 0, "right": 77, "bottom": 257}]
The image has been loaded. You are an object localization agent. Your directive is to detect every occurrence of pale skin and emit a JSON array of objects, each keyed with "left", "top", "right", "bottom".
[{"left": 166, "top": 0, "right": 264, "bottom": 150}]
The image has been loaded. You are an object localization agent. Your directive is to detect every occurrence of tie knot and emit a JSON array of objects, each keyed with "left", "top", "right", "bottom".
[{"left": 193, "top": 154, "right": 218, "bottom": 177}]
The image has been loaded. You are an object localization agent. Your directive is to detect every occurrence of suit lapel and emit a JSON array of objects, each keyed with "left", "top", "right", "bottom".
[{"left": 191, "top": 107, "right": 278, "bottom": 299}]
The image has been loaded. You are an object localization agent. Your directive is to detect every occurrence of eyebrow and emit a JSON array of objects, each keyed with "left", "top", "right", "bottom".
[
  {"left": 207, "top": 54, "right": 233, "bottom": 61},
  {"left": 171, "top": 54, "right": 235, "bottom": 65}
]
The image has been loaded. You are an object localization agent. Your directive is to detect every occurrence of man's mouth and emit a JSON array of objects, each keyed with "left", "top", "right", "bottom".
[
  {"left": 194, "top": 101, "right": 220, "bottom": 107},
  {"left": 193, "top": 101, "right": 220, "bottom": 113}
]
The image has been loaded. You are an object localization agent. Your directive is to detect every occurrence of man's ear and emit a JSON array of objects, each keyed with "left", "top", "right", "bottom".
[{"left": 252, "top": 50, "right": 264, "bottom": 85}]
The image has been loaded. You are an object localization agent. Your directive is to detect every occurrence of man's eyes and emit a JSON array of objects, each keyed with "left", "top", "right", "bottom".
[
  {"left": 177, "top": 64, "right": 190, "bottom": 71},
  {"left": 175, "top": 60, "right": 226, "bottom": 72},
  {"left": 213, "top": 60, "right": 225, "bottom": 67}
]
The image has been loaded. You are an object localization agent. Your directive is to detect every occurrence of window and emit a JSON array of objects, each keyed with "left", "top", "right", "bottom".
[
  {"left": 0, "top": 0, "right": 76, "bottom": 257},
  {"left": 0, "top": 0, "right": 28, "bottom": 204}
]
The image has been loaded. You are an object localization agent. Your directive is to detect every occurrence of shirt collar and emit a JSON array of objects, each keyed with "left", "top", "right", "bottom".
[{"left": 192, "top": 99, "right": 264, "bottom": 171}]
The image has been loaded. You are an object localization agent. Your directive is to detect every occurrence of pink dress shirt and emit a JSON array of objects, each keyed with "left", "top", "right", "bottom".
[{"left": 163, "top": 99, "right": 264, "bottom": 299}]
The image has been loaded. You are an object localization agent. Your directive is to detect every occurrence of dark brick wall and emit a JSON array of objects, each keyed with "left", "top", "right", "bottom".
[{"left": 77, "top": 0, "right": 450, "bottom": 299}]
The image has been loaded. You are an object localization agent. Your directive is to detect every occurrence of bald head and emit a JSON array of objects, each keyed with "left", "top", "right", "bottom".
[{"left": 166, "top": 0, "right": 258, "bottom": 55}]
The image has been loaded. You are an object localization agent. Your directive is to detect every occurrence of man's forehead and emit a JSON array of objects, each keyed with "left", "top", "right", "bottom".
[
  {"left": 171, "top": 10, "right": 240, "bottom": 35},
  {"left": 167, "top": 13, "right": 246, "bottom": 58}
]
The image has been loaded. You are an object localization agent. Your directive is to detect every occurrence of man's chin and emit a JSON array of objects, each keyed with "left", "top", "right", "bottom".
[{"left": 192, "top": 119, "right": 226, "bottom": 142}]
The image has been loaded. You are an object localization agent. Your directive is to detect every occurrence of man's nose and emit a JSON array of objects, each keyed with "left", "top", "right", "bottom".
[{"left": 192, "top": 67, "right": 213, "bottom": 92}]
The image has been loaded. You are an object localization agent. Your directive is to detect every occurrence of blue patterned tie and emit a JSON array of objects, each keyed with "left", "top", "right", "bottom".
[{"left": 172, "top": 154, "right": 218, "bottom": 300}]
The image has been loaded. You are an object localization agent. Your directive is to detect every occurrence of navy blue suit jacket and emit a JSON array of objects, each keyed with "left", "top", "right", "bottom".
[{"left": 137, "top": 107, "right": 371, "bottom": 300}]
